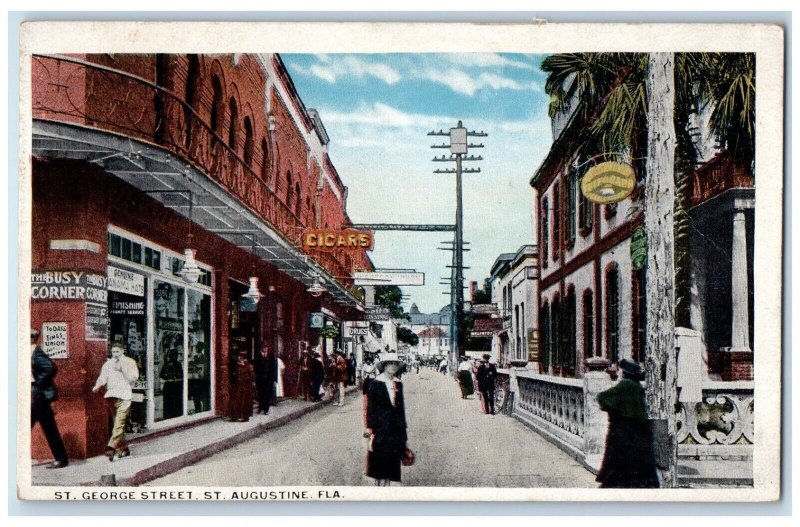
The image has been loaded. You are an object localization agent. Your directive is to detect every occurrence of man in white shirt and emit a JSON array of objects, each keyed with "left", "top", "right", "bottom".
[{"left": 93, "top": 343, "right": 139, "bottom": 461}]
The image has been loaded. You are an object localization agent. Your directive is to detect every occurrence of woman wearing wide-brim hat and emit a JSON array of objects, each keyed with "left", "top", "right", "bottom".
[
  {"left": 364, "top": 352, "right": 411, "bottom": 486},
  {"left": 596, "top": 358, "right": 659, "bottom": 488}
]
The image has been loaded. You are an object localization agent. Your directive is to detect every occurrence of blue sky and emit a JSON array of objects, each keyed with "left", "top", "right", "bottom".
[{"left": 282, "top": 53, "right": 553, "bottom": 313}]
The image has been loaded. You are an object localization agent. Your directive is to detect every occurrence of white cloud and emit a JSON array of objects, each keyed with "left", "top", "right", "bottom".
[
  {"left": 445, "top": 53, "right": 536, "bottom": 71},
  {"left": 420, "top": 68, "right": 541, "bottom": 97},
  {"left": 294, "top": 55, "right": 402, "bottom": 85},
  {"left": 309, "top": 65, "right": 336, "bottom": 84}
]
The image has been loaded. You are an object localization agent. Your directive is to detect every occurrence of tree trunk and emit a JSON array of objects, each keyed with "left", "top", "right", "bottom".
[{"left": 644, "top": 52, "right": 678, "bottom": 488}]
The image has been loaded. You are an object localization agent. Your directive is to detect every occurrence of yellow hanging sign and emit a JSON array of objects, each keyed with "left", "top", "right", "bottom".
[{"left": 580, "top": 161, "right": 636, "bottom": 204}]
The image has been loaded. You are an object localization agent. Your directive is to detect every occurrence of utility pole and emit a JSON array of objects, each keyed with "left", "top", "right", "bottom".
[
  {"left": 429, "top": 122, "right": 486, "bottom": 374},
  {"left": 644, "top": 52, "right": 678, "bottom": 487}
]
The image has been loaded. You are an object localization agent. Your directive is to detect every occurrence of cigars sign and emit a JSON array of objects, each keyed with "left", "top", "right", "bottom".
[{"left": 302, "top": 229, "right": 373, "bottom": 252}]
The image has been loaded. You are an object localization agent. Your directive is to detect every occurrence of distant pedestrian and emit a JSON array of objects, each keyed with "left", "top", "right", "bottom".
[
  {"left": 365, "top": 352, "right": 411, "bottom": 486},
  {"left": 476, "top": 354, "right": 498, "bottom": 415},
  {"left": 298, "top": 350, "right": 313, "bottom": 401},
  {"left": 93, "top": 343, "right": 139, "bottom": 461},
  {"left": 348, "top": 353, "right": 357, "bottom": 386},
  {"left": 334, "top": 350, "right": 349, "bottom": 406},
  {"left": 361, "top": 358, "right": 376, "bottom": 391},
  {"left": 275, "top": 355, "right": 286, "bottom": 400},
  {"left": 253, "top": 347, "right": 276, "bottom": 415},
  {"left": 456, "top": 356, "right": 474, "bottom": 399},
  {"left": 596, "top": 359, "right": 659, "bottom": 488},
  {"left": 310, "top": 352, "right": 325, "bottom": 402},
  {"left": 30, "top": 329, "right": 69, "bottom": 469},
  {"left": 226, "top": 348, "right": 255, "bottom": 422},
  {"left": 438, "top": 358, "right": 448, "bottom": 375}
]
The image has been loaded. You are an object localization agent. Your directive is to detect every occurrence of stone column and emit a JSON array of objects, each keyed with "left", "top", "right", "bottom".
[
  {"left": 583, "top": 357, "right": 614, "bottom": 472},
  {"left": 724, "top": 208, "right": 753, "bottom": 381},
  {"left": 730, "top": 209, "right": 751, "bottom": 352}
]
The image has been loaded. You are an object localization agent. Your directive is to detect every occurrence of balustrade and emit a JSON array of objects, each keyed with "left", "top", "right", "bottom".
[{"left": 515, "top": 373, "right": 584, "bottom": 440}]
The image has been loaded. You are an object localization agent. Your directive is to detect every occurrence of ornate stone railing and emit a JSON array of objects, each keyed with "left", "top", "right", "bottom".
[
  {"left": 677, "top": 381, "right": 754, "bottom": 458},
  {"left": 514, "top": 371, "right": 585, "bottom": 449}
]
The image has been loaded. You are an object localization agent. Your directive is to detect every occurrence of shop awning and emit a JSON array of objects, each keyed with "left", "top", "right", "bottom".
[{"left": 31, "top": 119, "right": 364, "bottom": 309}]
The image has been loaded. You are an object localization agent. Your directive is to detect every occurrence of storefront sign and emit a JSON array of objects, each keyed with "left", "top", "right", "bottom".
[
  {"left": 346, "top": 327, "right": 369, "bottom": 336},
  {"left": 107, "top": 266, "right": 145, "bottom": 297},
  {"left": 41, "top": 322, "right": 68, "bottom": 359},
  {"left": 470, "top": 318, "right": 504, "bottom": 338},
  {"left": 85, "top": 302, "right": 109, "bottom": 341},
  {"left": 470, "top": 303, "right": 498, "bottom": 315},
  {"left": 302, "top": 229, "right": 373, "bottom": 252},
  {"left": 309, "top": 312, "right": 325, "bottom": 329},
  {"left": 31, "top": 271, "right": 108, "bottom": 302},
  {"left": 109, "top": 293, "right": 145, "bottom": 316},
  {"left": 527, "top": 329, "right": 539, "bottom": 363},
  {"left": 353, "top": 271, "right": 424, "bottom": 286},
  {"left": 365, "top": 307, "right": 390, "bottom": 321}
]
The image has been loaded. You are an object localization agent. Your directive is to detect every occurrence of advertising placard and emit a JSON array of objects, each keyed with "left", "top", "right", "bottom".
[
  {"left": 41, "top": 322, "right": 68, "bottom": 359},
  {"left": 107, "top": 266, "right": 145, "bottom": 296},
  {"left": 85, "top": 302, "right": 109, "bottom": 341}
]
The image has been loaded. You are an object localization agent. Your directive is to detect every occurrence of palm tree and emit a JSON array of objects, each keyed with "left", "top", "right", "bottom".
[{"left": 540, "top": 52, "right": 755, "bottom": 327}]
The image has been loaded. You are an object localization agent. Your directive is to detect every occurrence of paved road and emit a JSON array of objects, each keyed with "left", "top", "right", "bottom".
[{"left": 149, "top": 370, "right": 597, "bottom": 487}]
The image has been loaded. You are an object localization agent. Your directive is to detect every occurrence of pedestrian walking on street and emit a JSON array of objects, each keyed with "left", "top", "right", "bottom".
[
  {"left": 275, "top": 354, "right": 286, "bottom": 400},
  {"left": 439, "top": 357, "right": 448, "bottom": 375},
  {"left": 92, "top": 342, "right": 139, "bottom": 461},
  {"left": 298, "top": 349, "right": 313, "bottom": 401},
  {"left": 476, "top": 354, "right": 498, "bottom": 415},
  {"left": 596, "top": 358, "right": 659, "bottom": 488},
  {"left": 456, "top": 356, "right": 475, "bottom": 399},
  {"left": 226, "top": 348, "right": 255, "bottom": 422},
  {"left": 347, "top": 352, "right": 357, "bottom": 386},
  {"left": 310, "top": 351, "right": 325, "bottom": 402},
  {"left": 253, "top": 347, "right": 276, "bottom": 415},
  {"left": 333, "top": 350, "right": 349, "bottom": 406},
  {"left": 30, "top": 329, "right": 69, "bottom": 469},
  {"left": 365, "top": 352, "right": 411, "bottom": 486}
]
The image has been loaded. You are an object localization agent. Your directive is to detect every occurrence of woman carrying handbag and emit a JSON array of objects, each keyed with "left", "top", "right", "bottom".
[{"left": 364, "top": 351, "right": 413, "bottom": 486}]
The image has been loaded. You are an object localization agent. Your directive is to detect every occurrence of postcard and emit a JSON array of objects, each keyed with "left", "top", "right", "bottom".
[{"left": 17, "top": 21, "right": 783, "bottom": 502}]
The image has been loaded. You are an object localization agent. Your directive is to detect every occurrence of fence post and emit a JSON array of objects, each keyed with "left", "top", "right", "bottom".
[{"left": 583, "top": 357, "right": 613, "bottom": 472}]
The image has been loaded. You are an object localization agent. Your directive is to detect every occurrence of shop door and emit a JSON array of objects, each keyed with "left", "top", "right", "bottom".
[
  {"left": 153, "top": 280, "right": 213, "bottom": 423},
  {"left": 107, "top": 270, "right": 148, "bottom": 433}
]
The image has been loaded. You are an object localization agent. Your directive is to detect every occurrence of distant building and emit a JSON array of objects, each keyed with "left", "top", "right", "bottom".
[{"left": 397, "top": 304, "right": 451, "bottom": 357}]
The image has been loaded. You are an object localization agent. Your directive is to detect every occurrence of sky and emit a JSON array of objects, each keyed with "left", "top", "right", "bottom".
[{"left": 281, "top": 53, "right": 553, "bottom": 313}]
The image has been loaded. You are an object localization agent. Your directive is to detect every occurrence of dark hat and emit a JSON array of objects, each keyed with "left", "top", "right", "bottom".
[
  {"left": 482, "top": 354, "right": 491, "bottom": 360},
  {"left": 30, "top": 328, "right": 40, "bottom": 339},
  {"left": 313, "top": 352, "right": 321, "bottom": 358},
  {"left": 619, "top": 358, "right": 645, "bottom": 381}
]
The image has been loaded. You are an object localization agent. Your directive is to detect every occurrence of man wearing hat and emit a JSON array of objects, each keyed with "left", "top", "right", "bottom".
[
  {"left": 30, "top": 329, "right": 69, "bottom": 469},
  {"left": 364, "top": 351, "right": 409, "bottom": 486},
  {"left": 309, "top": 350, "right": 325, "bottom": 402},
  {"left": 476, "top": 354, "right": 498, "bottom": 415},
  {"left": 596, "top": 358, "right": 659, "bottom": 488}
]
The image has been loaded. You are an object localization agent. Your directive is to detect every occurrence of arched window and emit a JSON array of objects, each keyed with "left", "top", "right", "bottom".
[
  {"left": 210, "top": 76, "right": 223, "bottom": 138},
  {"left": 285, "top": 172, "right": 294, "bottom": 205},
  {"left": 184, "top": 54, "right": 199, "bottom": 147},
  {"left": 552, "top": 295, "right": 561, "bottom": 373},
  {"left": 540, "top": 301, "right": 551, "bottom": 373},
  {"left": 243, "top": 117, "right": 254, "bottom": 165},
  {"left": 228, "top": 97, "right": 239, "bottom": 150},
  {"left": 260, "top": 138, "right": 269, "bottom": 181},
  {"left": 552, "top": 183, "right": 560, "bottom": 262},
  {"left": 605, "top": 264, "right": 620, "bottom": 362},
  {"left": 306, "top": 196, "right": 312, "bottom": 224},
  {"left": 566, "top": 172, "right": 577, "bottom": 245},
  {"left": 563, "top": 287, "right": 577, "bottom": 375},
  {"left": 582, "top": 289, "right": 594, "bottom": 359},
  {"left": 295, "top": 183, "right": 302, "bottom": 217},
  {"left": 541, "top": 198, "right": 549, "bottom": 267}
]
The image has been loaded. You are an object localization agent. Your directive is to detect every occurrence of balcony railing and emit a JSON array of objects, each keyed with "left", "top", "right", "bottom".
[
  {"left": 689, "top": 151, "right": 754, "bottom": 209},
  {"left": 32, "top": 54, "right": 353, "bottom": 285}
]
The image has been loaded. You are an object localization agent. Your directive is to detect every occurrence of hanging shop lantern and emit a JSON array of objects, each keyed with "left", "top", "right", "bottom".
[
  {"left": 242, "top": 276, "right": 263, "bottom": 304},
  {"left": 580, "top": 161, "right": 636, "bottom": 204},
  {"left": 306, "top": 275, "right": 326, "bottom": 298},
  {"left": 177, "top": 248, "right": 202, "bottom": 284}
]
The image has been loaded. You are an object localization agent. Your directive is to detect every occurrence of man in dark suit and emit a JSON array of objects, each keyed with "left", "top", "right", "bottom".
[
  {"left": 30, "top": 329, "right": 69, "bottom": 469},
  {"left": 253, "top": 347, "right": 276, "bottom": 415},
  {"left": 476, "top": 354, "right": 498, "bottom": 415},
  {"left": 310, "top": 351, "right": 325, "bottom": 402}
]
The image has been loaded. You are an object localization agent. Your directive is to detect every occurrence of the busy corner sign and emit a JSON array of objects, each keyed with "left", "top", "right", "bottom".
[{"left": 302, "top": 229, "right": 373, "bottom": 252}]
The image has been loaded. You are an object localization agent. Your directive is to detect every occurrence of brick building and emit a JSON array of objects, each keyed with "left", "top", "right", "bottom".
[{"left": 29, "top": 53, "right": 372, "bottom": 460}]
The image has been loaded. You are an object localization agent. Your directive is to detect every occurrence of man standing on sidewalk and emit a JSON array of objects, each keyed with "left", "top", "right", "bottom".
[
  {"left": 31, "top": 329, "right": 69, "bottom": 469},
  {"left": 93, "top": 343, "right": 139, "bottom": 461},
  {"left": 310, "top": 351, "right": 325, "bottom": 402}
]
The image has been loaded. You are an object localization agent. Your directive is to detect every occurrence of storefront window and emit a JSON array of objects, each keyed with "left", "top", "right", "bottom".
[
  {"left": 154, "top": 280, "right": 185, "bottom": 422},
  {"left": 187, "top": 290, "right": 211, "bottom": 414}
]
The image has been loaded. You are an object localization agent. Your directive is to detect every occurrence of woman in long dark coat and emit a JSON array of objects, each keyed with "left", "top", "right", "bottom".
[
  {"left": 596, "top": 359, "right": 659, "bottom": 488},
  {"left": 365, "top": 352, "right": 408, "bottom": 486},
  {"left": 226, "top": 350, "right": 255, "bottom": 422}
]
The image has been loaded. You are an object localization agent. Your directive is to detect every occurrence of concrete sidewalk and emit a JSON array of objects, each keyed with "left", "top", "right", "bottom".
[{"left": 31, "top": 391, "right": 356, "bottom": 487}]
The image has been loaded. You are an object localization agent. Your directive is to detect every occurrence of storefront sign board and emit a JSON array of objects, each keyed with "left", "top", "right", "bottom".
[{"left": 41, "top": 322, "right": 68, "bottom": 359}]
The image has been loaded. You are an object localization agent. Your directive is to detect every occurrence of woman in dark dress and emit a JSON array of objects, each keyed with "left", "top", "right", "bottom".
[
  {"left": 596, "top": 358, "right": 659, "bottom": 488},
  {"left": 365, "top": 352, "right": 409, "bottom": 486},
  {"left": 227, "top": 349, "right": 255, "bottom": 422}
]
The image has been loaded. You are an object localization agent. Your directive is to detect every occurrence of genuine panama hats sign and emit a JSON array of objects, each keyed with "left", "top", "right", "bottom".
[{"left": 580, "top": 161, "right": 636, "bottom": 204}]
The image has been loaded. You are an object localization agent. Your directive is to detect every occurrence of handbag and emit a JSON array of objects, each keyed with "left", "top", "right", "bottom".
[{"left": 401, "top": 447, "right": 415, "bottom": 466}]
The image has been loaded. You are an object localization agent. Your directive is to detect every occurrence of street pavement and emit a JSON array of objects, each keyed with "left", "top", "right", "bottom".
[{"left": 149, "top": 369, "right": 598, "bottom": 487}]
